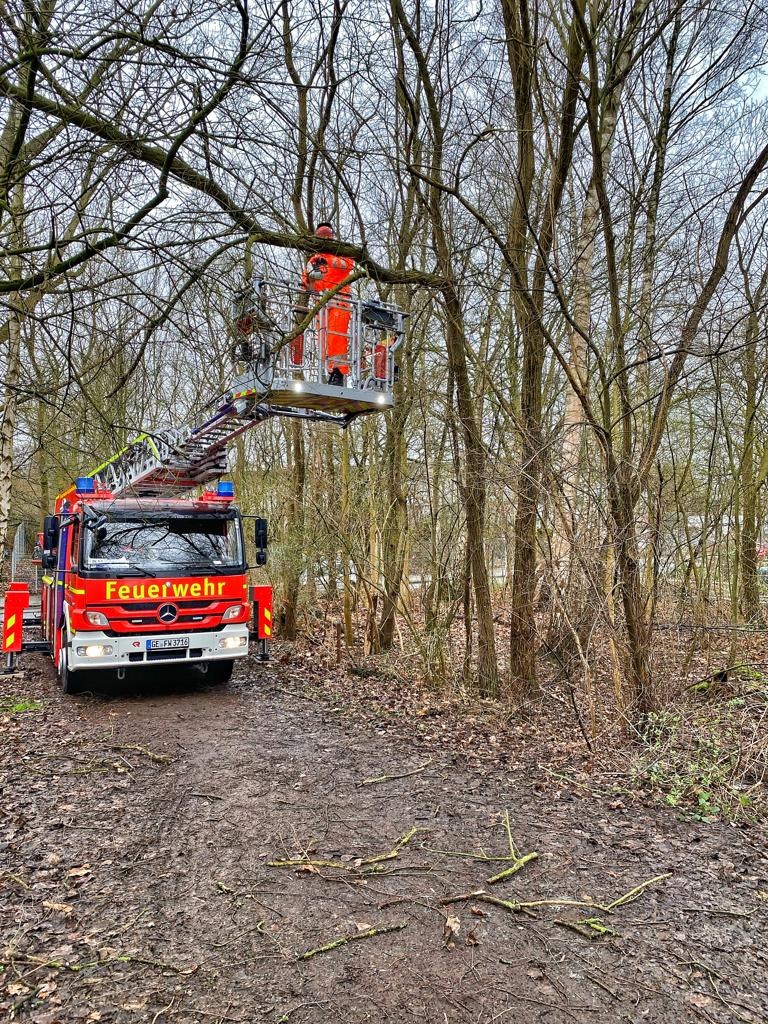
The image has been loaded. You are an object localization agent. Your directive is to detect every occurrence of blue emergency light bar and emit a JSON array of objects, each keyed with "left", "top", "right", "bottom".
[
  {"left": 75, "top": 476, "right": 95, "bottom": 495},
  {"left": 217, "top": 481, "right": 235, "bottom": 498}
]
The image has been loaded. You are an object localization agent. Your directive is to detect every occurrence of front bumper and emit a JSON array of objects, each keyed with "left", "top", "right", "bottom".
[{"left": 67, "top": 625, "right": 250, "bottom": 671}]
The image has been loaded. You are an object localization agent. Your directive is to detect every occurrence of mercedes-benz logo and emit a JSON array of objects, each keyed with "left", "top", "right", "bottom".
[{"left": 158, "top": 603, "right": 178, "bottom": 624}]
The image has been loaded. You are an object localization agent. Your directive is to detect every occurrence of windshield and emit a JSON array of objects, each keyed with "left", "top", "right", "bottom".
[{"left": 81, "top": 514, "right": 244, "bottom": 575}]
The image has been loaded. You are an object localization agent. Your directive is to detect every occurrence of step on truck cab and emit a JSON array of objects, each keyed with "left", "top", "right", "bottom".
[{"left": 36, "top": 477, "right": 271, "bottom": 692}]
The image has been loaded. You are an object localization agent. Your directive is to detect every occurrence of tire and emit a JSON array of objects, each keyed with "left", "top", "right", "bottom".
[
  {"left": 204, "top": 659, "right": 234, "bottom": 684},
  {"left": 58, "top": 633, "right": 81, "bottom": 695}
]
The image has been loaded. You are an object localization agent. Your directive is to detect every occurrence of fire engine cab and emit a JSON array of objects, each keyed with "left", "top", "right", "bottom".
[{"left": 37, "top": 478, "right": 271, "bottom": 692}]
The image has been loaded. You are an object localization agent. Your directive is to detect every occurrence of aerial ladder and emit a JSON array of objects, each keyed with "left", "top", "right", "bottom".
[{"left": 3, "top": 278, "right": 407, "bottom": 680}]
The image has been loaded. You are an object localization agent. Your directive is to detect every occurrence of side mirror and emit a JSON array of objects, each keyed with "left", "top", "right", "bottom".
[
  {"left": 42, "top": 515, "right": 59, "bottom": 570},
  {"left": 43, "top": 515, "right": 59, "bottom": 550},
  {"left": 254, "top": 517, "right": 268, "bottom": 566},
  {"left": 255, "top": 518, "right": 268, "bottom": 549}
]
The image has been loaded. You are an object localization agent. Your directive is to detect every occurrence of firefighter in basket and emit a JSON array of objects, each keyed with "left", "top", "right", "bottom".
[{"left": 291, "top": 223, "right": 355, "bottom": 386}]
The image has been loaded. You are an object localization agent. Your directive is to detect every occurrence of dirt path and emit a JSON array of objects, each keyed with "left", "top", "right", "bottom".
[{"left": 2, "top": 654, "right": 767, "bottom": 1023}]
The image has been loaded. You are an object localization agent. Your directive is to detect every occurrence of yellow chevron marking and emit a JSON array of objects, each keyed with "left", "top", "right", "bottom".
[
  {"left": 264, "top": 608, "right": 272, "bottom": 622},
  {"left": 263, "top": 625, "right": 272, "bottom": 637},
  {"left": 5, "top": 632, "right": 16, "bottom": 649},
  {"left": 6, "top": 614, "right": 15, "bottom": 629}
]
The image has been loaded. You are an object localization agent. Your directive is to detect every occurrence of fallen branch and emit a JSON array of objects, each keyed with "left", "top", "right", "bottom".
[
  {"left": 441, "top": 873, "right": 672, "bottom": 917},
  {"left": 487, "top": 852, "right": 538, "bottom": 884},
  {"left": 555, "top": 917, "right": 617, "bottom": 940},
  {"left": 3, "top": 873, "right": 30, "bottom": 889},
  {"left": 362, "top": 826, "right": 425, "bottom": 865},
  {"left": 359, "top": 760, "right": 433, "bottom": 787},
  {"left": 111, "top": 744, "right": 172, "bottom": 764},
  {"left": 585, "top": 972, "right": 620, "bottom": 1000},
  {"left": 440, "top": 891, "right": 538, "bottom": 918},
  {"left": 151, "top": 998, "right": 175, "bottom": 1024},
  {"left": 7, "top": 954, "right": 133, "bottom": 972},
  {"left": 426, "top": 812, "right": 538, "bottom": 882},
  {"left": 268, "top": 858, "right": 352, "bottom": 871},
  {"left": 6, "top": 951, "right": 196, "bottom": 975},
  {"left": 269, "top": 827, "right": 427, "bottom": 875},
  {"left": 297, "top": 922, "right": 406, "bottom": 960},
  {"left": 420, "top": 847, "right": 512, "bottom": 862},
  {"left": 603, "top": 873, "right": 672, "bottom": 911},
  {"left": 681, "top": 905, "right": 760, "bottom": 918}
]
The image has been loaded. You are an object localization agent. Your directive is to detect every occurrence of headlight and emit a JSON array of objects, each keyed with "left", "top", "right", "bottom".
[
  {"left": 222, "top": 604, "right": 244, "bottom": 621},
  {"left": 85, "top": 610, "right": 109, "bottom": 627},
  {"left": 76, "top": 644, "right": 114, "bottom": 657},
  {"left": 218, "top": 636, "right": 247, "bottom": 649}
]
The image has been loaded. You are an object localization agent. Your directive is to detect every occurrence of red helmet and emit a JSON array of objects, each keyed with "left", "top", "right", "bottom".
[{"left": 315, "top": 222, "right": 334, "bottom": 239}]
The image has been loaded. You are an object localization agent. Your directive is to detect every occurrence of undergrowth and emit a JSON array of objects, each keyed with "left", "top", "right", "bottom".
[
  {"left": 0, "top": 697, "right": 42, "bottom": 714},
  {"left": 632, "top": 673, "right": 768, "bottom": 823}
]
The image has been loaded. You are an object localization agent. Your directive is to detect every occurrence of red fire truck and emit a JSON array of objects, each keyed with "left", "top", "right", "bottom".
[
  {"left": 37, "top": 478, "right": 271, "bottom": 692},
  {"left": 1, "top": 282, "right": 405, "bottom": 690}
]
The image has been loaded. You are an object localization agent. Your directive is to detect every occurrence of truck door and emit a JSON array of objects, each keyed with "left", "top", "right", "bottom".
[
  {"left": 41, "top": 515, "right": 59, "bottom": 646},
  {"left": 52, "top": 522, "right": 70, "bottom": 665}
]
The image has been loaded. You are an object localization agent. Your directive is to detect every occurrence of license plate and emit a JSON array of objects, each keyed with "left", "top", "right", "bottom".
[{"left": 147, "top": 637, "right": 189, "bottom": 651}]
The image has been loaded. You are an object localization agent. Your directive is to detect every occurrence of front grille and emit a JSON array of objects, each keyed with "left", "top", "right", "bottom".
[
  {"left": 104, "top": 619, "right": 222, "bottom": 637},
  {"left": 124, "top": 614, "right": 215, "bottom": 626},
  {"left": 128, "top": 649, "right": 202, "bottom": 663}
]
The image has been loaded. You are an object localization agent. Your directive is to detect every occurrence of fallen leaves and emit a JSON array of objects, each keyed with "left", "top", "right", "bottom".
[
  {"left": 1, "top": 648, "right": 766, "bottom": 1024},
  {"left": 686, "top": 992, "right": 714, "bottom": 1008},
  {"left": 42, "top": 901, "right": 74, "bottom": 915},
  {"left": 65, "top": 866, "right": 91, "bottom": 879},
  {"left": 36, "top": 980, "right": 58, "bottom": 1000},
  {"left": 6, "top": 982, "right": 31, "bottom": 997},
  {"left": 442, "top": 914, "right": 461, "bottom": 948}
]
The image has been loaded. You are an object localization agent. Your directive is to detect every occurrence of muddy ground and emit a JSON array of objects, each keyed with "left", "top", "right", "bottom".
[{"left": 1, "top": 650, "right": 767, "bottom": 1024}]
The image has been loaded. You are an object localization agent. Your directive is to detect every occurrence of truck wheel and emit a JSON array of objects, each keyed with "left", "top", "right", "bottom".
[
  {"left": 58, "top": 634, "right": 81, "bottom": 695},
  {"left": 205, "top": 660, "right": 234, "bottom": 684}
]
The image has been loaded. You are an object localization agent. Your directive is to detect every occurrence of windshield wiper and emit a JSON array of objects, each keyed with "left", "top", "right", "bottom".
[{"left": 122, "top": 564, "right": 159, "bottom": 578}]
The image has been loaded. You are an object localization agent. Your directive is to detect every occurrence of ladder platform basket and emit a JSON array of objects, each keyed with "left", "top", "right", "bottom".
[{"left": 231, "top": 279, "right": 405, "bottom": 426}]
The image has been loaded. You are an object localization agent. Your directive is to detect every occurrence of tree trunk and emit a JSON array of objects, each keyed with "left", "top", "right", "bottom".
[
  {"left": 738, "top": 264, "right": 767, "bottom": 622},
  {"left": 442, "top": 284, "right": 498, "bottom": 696},
  {"left": 341, "top": 429, "right": 354, "bottom": 648},
  {"left": 282, "top": 419, "right": 305, "bottom": 639},
  {"left": 610, "top": 474, "right": 654, "bottom": 718},
  {"left": 509, "top": 317, "right": 544, "bottom": 691},
  {"left": 0, "top": 185, "right": 24, "bottom": 549},
  {"left": 379, "top": 382, "right": 409, "bottom": 651}
]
